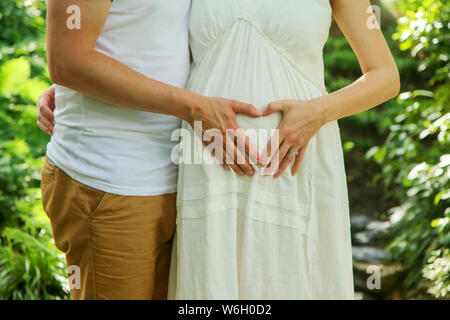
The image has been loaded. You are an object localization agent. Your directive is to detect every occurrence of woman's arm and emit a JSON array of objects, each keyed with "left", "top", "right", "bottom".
[
  {"left": 46, "top": 0, "right": 261, "bottom": 176},
  {"left": 319, "top": 0, "right": 400, "bottom": 121},
  {"left": 262, "top": 0, "right": 400, "bottom": 177}
]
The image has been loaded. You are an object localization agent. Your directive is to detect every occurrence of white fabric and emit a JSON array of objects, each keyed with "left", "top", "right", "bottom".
[
  {"left": 47, "top": 0, "right": 191, "bottom": 196},
  {"left": 169, "top": 0, "right": 354, "bottom": 299}
]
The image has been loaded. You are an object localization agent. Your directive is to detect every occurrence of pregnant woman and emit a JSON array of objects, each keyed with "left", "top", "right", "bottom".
[
  {"left": 169, "top": 0, "right": 399, "bottom": 300},
  {"left": 37, "top": 0, "right": 399, "bottom": 299}
]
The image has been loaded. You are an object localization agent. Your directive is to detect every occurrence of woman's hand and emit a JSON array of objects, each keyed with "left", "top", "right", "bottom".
[
  {"left": 260, "top": 99, "right": 329, "bottom": 177},
  {"left": 37, "top": 85, "right": 56, "bottom": 135}
]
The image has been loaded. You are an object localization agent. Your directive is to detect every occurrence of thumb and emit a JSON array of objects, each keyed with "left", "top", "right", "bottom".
[
  {"left": 262, "top": 101, "right": 284, "bottom": 116},
  {"left": 232, "top": 102, "right": 263, "bottom": 117}
]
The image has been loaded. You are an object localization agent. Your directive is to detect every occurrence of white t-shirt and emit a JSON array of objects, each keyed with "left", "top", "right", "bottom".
[{"left": 47, "top": 0, "right": 191, "bottom": 196}]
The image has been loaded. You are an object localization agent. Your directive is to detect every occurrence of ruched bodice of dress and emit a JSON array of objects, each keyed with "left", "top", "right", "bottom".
[{"left": 189, "top": 0, "right": 332, "bottom": 90}]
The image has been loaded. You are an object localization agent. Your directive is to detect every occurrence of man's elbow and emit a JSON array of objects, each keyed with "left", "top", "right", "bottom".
[
  {"left": 47, "top": 51, "right": 79, "bottom": 87},
  {"left": 48, "top": 57, "right": 69, "bottom": 86},
  {"left": 388, "top": 65, "right": 401, "bottom": 99}
]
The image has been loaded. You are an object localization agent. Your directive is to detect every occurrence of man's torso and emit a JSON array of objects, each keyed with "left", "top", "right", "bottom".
[{"left": 48, "top": 0, "right": 191, "bottom": 196}]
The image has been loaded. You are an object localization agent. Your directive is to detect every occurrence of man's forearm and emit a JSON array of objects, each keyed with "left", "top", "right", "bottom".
[{"left": 49, "top": 48, "right": 202, "bottom": 121}]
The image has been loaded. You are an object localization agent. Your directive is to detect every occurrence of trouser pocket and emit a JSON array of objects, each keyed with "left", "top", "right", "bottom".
[{"left": 41, "top": 155, "right": 57, "bottom": 218}]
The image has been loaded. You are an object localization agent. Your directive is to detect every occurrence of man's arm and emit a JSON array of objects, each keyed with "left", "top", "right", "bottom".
[
  {"left": 47, "top": 0, "right": 195, "bottom": 119},
  {"left": 46, "top": 0, "right": 261, "bottom": 176}
]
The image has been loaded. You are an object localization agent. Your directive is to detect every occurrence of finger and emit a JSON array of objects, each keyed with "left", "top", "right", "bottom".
[
  {"left": 262, "top": 101, "right": 283, "bottom": 117},
  {"left": 232, "top": 102, "right": 263, "bottom": 118},
  {"left": 37, "top": 121, "right": 52, "bottom": 135},
  {"left": 38, "top": 115, "right": 54, "bottom": 133},
  {"left": 234, "top": 144, "right": 254, "bottom": 176},
  {"left": 234, "top": 128, "right": 259, "bottom": 165},
  {"left": 221, "top": 137, "right": 245, "bottom": 176},
  {"left": 203, "top": 130, "right": 221, "bottom": 160},
  {"left": 39, "top": 104, "right": 55, "bottom": 121},
  {"left": 262, "top": 147, "right": 279, "bottom": 176},
  {"left": 224, "top": 134, "right": 254, "bottom": 176},
  {"left": 223, "top": 142, "right": 246, "bottom": 177},
  {"left": 261, "top": 129, "right": 283, "bottom": 166},
  {"left": 275, "top": 146, "right": 300, "bottom": 178},
  {"left": 48, "top": 85, "right": 56, "bottom": 110},
  {"left": 264, "top": 140, "right": 291, "bottom": 176},
  {"left": 38, "top": 85, "right": 56, "bottom": 112},
  {"left": 37, "top": 121, "right": 50, "bottom": 134},
  {"left": 229, "top": 163, "right": 246, "bottom": 176},
  {"left": 203, "top": 137, "right": 231, "bottom": 173},
  {"left": 38, "top": 110, "right": 55, "bottom": 130},
  {"left": 291, "top": 147, "right": 307, "bottom": 176}
]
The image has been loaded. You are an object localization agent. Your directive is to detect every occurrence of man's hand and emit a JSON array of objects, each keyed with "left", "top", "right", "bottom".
[
  {"left": 187, "top": 96, "right": 263, "bottom": 177},
  {"left": 37, "top": 85, "right": 56, "bottom": 135}
]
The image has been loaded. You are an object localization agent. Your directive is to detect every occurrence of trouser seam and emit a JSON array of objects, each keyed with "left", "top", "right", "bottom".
[{"left": 87, "top": 216, "right": 97, "bottom": 300}]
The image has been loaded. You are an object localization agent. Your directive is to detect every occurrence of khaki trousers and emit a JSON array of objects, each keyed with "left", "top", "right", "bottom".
[{"left": 41, "top": 156, "right": 176, "bottom": 300}]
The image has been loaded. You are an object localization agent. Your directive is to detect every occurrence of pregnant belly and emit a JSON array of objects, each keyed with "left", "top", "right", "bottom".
[{"left": 186, "top": 21, "right": 328, "bottom": 153}]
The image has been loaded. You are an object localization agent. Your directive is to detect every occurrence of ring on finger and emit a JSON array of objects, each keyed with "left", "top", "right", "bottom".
[{"left": 287, "top": 154, "right": 295, "bottom": 162}]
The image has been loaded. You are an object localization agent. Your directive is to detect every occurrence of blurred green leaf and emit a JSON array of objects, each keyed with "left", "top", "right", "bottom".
[{"left": 0, "top": 57, "right": 30, "bottom": 94}]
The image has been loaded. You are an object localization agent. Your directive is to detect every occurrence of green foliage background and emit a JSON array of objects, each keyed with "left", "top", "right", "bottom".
[
  {"left": 0, "top": 0, "right": 68, "bottom": 299},
  {"left": 0, "top": 0, "right": 448, "bottom": 299},
  {"left": 324, "top": 0, "right": 449, "bottom": 298}
]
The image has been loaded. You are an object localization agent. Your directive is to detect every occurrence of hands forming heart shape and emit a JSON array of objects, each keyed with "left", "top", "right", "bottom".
[
  {"left": 37, "top": 87, "right": 329, "bottom": 178},
  {"left": 190, "top": 97, "right": 329, "bottom": 178}
]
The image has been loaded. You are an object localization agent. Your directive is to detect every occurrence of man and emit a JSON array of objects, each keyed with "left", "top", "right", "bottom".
[{"left": 40, "top": 0, "right": 260, "bottom": 300}]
